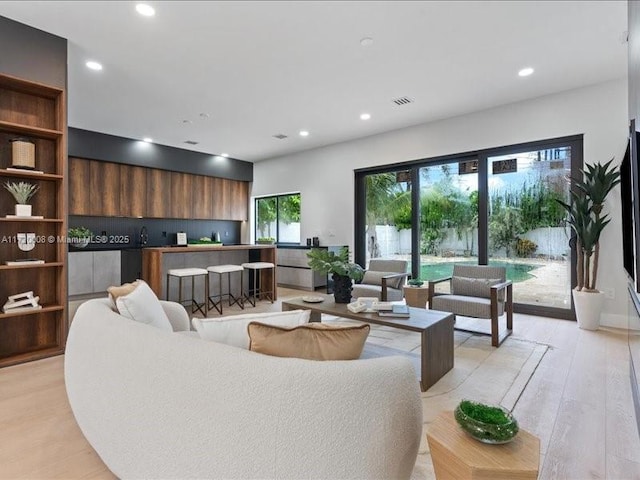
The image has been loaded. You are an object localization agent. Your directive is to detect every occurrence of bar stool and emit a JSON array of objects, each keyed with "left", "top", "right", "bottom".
[
  {"left": 207, "top": 264, "right": 244, "bottom": 314},
  {"left": 241, "top": 262, "right": 275, "bottom": 307},
  {"left": 166, "top": 268, "right": 208, "bottom": 316}
]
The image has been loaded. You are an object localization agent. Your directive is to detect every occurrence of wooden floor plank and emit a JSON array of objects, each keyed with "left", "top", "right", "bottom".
[{"left": 3, "top": 288, "right": 640, "bottom": 479}]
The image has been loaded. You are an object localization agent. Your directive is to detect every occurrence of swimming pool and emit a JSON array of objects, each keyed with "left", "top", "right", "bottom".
[{"left": 419, "top": 261, "right": 537, "bottom": 283}]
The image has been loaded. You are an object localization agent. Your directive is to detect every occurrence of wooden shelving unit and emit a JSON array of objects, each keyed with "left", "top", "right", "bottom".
[{"left": 0, "top": 73, "right": 67, "bottom": 368}]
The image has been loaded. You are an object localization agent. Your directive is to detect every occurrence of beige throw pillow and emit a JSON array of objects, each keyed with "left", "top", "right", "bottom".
[
  {"left": 107, "top": 280, "right": 141, "bottom": 303},
  {"left": 248, "top": 322, "right": 370, "bottom": 361}
]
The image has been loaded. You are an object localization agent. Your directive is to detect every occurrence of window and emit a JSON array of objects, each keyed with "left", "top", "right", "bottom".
[{"left": 255, "top": 193, "right": 301, "bottom": 244}]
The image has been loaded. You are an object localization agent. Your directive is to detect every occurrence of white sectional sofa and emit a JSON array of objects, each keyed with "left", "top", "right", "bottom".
[{"left": 65, "top": 298, "right": 423, "bottom": 479}]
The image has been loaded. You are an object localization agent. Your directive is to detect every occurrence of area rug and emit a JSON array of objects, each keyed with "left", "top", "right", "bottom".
[{"left": 323, "top": 317, "right": 549, "bottom": 480}]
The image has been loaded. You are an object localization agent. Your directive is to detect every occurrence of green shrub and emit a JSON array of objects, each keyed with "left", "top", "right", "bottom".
[{"left": 515, "top": 238, "right": 537, "bottom": 257}]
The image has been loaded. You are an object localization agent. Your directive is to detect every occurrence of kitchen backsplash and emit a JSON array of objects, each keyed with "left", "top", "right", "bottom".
[{"left": 68, "top": 216, "right": 242, "bottom": 250}]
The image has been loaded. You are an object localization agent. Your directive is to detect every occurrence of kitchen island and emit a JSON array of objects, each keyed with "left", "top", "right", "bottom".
[{"left": 142, "top": 244, "right": 277, "bottom": 301}]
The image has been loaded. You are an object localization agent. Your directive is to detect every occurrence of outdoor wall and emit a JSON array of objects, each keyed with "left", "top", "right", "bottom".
[{"left": 253, "top": 78, "right": 628, "bottom": 327}]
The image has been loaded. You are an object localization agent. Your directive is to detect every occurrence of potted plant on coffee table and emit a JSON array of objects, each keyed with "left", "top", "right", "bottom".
[
  {"left": 557, "top": 159, "right": 620, "bottom": 330},
  {"left": 307, "top": 247, "right": 364, "bottom": 303}
]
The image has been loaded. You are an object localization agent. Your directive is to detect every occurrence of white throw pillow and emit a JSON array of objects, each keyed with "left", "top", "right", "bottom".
[
  {"left": 115, "top": 280, "right": 173, "bottom": 332},
  {"left": 192, "top": 310, "right": 311, "bottom": 349}
]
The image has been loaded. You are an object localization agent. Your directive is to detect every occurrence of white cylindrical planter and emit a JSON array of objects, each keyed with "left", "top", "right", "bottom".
[
  {"left": 15, "top": 204, "right": 32, "bottom": 217},
  {"left": 572, "top": 289, "right": 604, "bottom": 330}
]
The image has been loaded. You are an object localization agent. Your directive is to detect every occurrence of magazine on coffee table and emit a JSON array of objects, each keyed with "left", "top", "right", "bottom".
[{"left": 377, "top": 304, "right": 410, "bottom": 318}]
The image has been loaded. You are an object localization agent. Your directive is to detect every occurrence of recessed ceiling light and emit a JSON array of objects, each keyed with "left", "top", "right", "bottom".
[
  {"left": 85, "top": 61, "right": 103, "bottom": 71},
  {"left": 360, "top": 37, "right": 373, "bottom": 47},
  {"left": 299, "top": 130, "right": 309, "bottom": 137},
  {"left": 142, "top": 137, "right": 153, "bottom": 143},
  {"left": 199, "top": 113, "right": 210, "bottom": 119},
  {"left": 182, "top": 119, "right": 192, "bottom": 124},
  {"left": 360, "top": 113, "right": 371, "bottom": 121},
  {"left": 221, "top": 153, "right": 229, "bottom": 158},
  {"left": 136, "top": 4, "right": 155, "bottom": 16},
  {"left": 518, "top": 67, "right": 534, "bottom": 77}
]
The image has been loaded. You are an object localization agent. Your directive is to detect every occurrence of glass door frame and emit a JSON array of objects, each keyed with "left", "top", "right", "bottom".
[{"left": 354, "top": 134, "right": 583, "bottom": 320}]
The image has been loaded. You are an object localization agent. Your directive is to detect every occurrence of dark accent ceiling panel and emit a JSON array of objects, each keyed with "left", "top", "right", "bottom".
[{"left": 68, "top": 127, "right": 253, "bottom": 182}]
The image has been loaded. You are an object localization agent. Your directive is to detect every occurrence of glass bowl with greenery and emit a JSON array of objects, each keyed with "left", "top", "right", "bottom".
[
  {"left": 407, "top": 278, "right": 424, "bottom": 287},
  {"left": 68, "top": 226, "right": 93, "bottom": 248},
  {"left": 454, "top": 400, "right": 519, "bottom": 444}
]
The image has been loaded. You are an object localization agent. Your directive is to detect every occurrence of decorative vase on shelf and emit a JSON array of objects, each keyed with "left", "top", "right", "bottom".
[{"left": 15, "top": 204, "right": 32, "bottom": 217}]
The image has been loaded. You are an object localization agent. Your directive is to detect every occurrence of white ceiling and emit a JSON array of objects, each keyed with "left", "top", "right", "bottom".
[{"left": 0, "top": 1, "right": 628, "bottom": 162}]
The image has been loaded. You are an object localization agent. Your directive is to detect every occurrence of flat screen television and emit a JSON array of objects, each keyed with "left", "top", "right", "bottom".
[{"left": 622, "top": 119, "right": 640, "bottom": 293}]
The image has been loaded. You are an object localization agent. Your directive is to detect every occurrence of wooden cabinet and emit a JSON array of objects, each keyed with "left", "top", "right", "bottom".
[
  {"left": 229, "top": 180, "right": 248, "bottom": 221},
  {"left": 119, "top": 164, "right": 147, "bottom": 218},
  {"left": 90, "top": 160, "right": 119, "bottom": 216},
  {"left": 0, "top": 73, "right": 67, "bottom": 367},
  {"left": 191, "top": 174, "right": 213, "bottom": 219},
  {"left": 146, "top": 168, "right": 172, "bottom": 218},
  {"left": 69, "top": 158, "right": 248, "bottom": 220},
  {"left": 170, "top": 172, "right": 192, "bottom": 219},
  {"left": 69, "top": 157, "right": 91, "bottom": 215}
]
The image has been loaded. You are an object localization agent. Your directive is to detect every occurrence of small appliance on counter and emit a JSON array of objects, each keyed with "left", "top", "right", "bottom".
[{"left": 176, "top": 232, "right": 187, "bottom": 246}]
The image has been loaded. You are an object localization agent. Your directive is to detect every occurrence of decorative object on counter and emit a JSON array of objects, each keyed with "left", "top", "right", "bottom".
[
  {"left": 68, "top": 226, "right": 93, "bottom": 249},
  {"left": 256, "top": 237, "right": 275, "bottom": 245},
  {"left": 407, "top": 278, "right": 424, "bottom": 287},
  {"left": 4, "top": 180, "right": 39, "bottom": 217},
  {"left": 307, "top": 247, "right": 364, "bottom": 303},
  {"left": 556, "top": 159, "right": 620, "bottom": 330},
  {"left": 306, "top": 238, "right": 312, "bottom": 246},
  {"left": 187, "top": 237, "right": 223, "bottom": 247},
  {"left": 10, "top": 137, "right": 36, "bottom": 170},
  {"left": 214, "top": 231, "right": 221, "bottom": 242},
  {"left": 312, "top": 237, "right": 320, "bottom": 247},
  {"left": 454, "top": 400, "right": 519, "bottom": 444},
  {"left": 176, "top": 231, "right": 187, "bottom": 246},
  {"left": 3, "top": 291, "right": 42, "bottom": 313}
]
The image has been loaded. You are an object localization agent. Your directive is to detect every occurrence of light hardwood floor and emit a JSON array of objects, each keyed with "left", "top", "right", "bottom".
[{"left": 2, "top": 288, "right": 640, "bottom": 479}]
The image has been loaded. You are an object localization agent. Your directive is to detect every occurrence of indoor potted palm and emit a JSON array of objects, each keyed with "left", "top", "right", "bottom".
[
  {"left": 558, "top": 159, "right": 620, "bottom": 330},
  {"left": 3, "top": 181, "right": 39, "bottom": 217},
  {"left": 307, "top": 247, "right": 364, "bottom": 303}
]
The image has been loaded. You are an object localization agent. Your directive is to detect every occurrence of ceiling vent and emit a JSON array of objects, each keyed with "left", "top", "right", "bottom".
[
  {"left": 184, "top": 140, "right": 199, "bottom": 145},
  {"left": 272, "top": 134, "right": 288, "bottom": 140},
  {"left": 392, "top": 96, "right": 413, "bottom": 106}
]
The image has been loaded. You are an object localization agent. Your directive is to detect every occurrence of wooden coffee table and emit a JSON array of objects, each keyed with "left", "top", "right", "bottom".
[{"left": 282, "top": 294, "right": 455, "bottom": 391}]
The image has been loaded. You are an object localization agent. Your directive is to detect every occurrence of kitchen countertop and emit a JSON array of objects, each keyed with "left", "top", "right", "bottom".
[{"left": 142, "top": 244, "right": 276, "bottom": 253}]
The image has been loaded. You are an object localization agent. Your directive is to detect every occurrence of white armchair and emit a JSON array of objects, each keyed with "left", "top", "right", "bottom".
[{"left": 351, "top": 259, "right": 409, "bottom": 301}]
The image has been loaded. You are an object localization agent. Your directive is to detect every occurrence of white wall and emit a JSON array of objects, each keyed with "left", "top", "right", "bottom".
[{"left": 253, "top": 78, "right": 629, "bottom": 326}]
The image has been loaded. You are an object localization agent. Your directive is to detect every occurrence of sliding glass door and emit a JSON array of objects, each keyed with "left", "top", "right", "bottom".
[
  {"left": 487, "top": 147, "right": 572, "bottom": 309},
  {"left": 362, "top": 170, "right": 412, "bottom": 269},
  {"left": 355, "top": 135, "right": 581, "bottom": 319},
  {"left": 418, "top": 161, "right": 478, "bottom": 283}
]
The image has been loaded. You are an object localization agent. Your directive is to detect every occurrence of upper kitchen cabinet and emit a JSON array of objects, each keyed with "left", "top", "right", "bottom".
[
  {"left": 191, "top": 174, "right": 213, "bottom": 219},
  {"left": 228, "top": 180, "right": 248, "bottom": 221},
  {"left": 170, "top": 172, "right": 192, "bottom": 219},
  {"left": 146, "top": 168, "right": 172, "bottom": 218},
  {"left": 69, "top": 157, "right": 249, "bottom": 220},
  {"left": 69, "top": 158, "right": 119, "bottom": 216},
  {"left": 119, "top": 164, "right": 147, "bottom": 218}
]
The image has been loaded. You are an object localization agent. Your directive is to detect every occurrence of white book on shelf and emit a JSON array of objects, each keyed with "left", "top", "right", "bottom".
[
  {"left": 2, "top": 304, "right": 43, "bottom": 314},
  {"left": 5, "top": 259, "right": 45, "bottom": 265},
  {"left": 6, "top": 167, "right": 45, "bottom": 174},
  {"left": 5, "top": 215, "right": 45, "bottom": 219},
  {"left": 8, "top": 291, "right": 34, "bottom": 301}
]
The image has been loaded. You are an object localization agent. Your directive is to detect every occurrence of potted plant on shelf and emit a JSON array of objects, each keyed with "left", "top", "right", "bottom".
[
  {"left": 68, "top": 226, "right": 93, "bottom": 249},
  {"left": 3, "top": 181, "right": 39, "bottom": 217},
  {"left": 557, "top": 159, "right": 620, "bottom": 330},
  {"left": 307, "top": 247, "right": 364, "bottom": 303}
]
